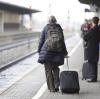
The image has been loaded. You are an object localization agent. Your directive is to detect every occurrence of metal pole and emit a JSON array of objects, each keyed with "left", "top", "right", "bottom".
[{"left": 48, "top": 0, "right": 52, "bottom": 16}]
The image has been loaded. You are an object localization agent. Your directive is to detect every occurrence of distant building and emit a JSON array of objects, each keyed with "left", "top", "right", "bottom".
[{"left": 0, "top": 1, "right": 40, "bottom": 33}]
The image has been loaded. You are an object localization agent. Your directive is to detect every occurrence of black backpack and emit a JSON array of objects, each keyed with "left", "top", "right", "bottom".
[{"left": 45, "top": 24, "right": 63, "bottom": 52}]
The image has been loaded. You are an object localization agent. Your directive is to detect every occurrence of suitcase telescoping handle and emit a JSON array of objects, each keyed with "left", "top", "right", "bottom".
[{"left": 65, "top": 56, "right": 69, "bottom": 70}]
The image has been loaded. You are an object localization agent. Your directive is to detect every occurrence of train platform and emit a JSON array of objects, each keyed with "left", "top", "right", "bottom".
[
  {"left": 0, "top": 34, "right": 99, "bottom": 99},
  {"left": 33, "top": 36, "right": 100, "bottom": 99}
]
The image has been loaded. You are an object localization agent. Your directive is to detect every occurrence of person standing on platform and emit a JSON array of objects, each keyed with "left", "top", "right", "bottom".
[
  {"left": 38, "top": 15, "right": 68, "bottom": 92},
  {"left": 81, "top": 19, "right": 93, "bottom": 61},
  {"left": 83, "top": 16, "right": 100, "bottom": 82}
]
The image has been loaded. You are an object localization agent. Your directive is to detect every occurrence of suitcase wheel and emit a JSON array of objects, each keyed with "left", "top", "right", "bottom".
[
  {"left": 82, "top": 77, "right": 86, "bottom": 80},
  {"left": 76, "top": 91, "right": 79, "bottom": 94},
  {"left": 82, "top": 78, "right": 84, "bottom": 80}
]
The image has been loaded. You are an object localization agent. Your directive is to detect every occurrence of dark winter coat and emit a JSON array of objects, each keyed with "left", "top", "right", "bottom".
[
  {"left": 83, "top": 25, "right": 100, "bottom": 62},
  {"left": 38, "top": 23, "right": 68, "bottom": 66}
]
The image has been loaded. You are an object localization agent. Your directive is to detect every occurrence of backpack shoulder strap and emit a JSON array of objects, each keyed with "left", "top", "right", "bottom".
[{"left": 56, "top": 24, "right": 63, "bottom": 31}]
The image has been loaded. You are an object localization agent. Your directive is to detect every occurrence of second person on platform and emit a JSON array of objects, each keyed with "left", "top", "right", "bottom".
[{"left": 83, "top": 16, "right": 100, "bottom": 82}]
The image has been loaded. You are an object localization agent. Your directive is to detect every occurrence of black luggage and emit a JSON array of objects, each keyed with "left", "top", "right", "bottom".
[
  {"left": 60, "top": 58, "right": 80, "bottom": 94},
  {"left": 82, "top": 61, "right": 97, "bottom": 80}
]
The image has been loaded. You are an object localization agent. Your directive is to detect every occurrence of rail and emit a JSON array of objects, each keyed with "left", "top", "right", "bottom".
[
  {"left": 0, "top": 38, "right": 38, "bottom": 52},
  {"left": 0, "top": 31, "right": 40, "bottom": 46},
  {"left": 0, "top": 32, "right": 40, "bottom": 69}
]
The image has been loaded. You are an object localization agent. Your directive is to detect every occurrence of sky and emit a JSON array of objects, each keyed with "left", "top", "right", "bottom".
[
  {"left": 0, "top": 0, "right": 92, "bottom": 29},
  {"left": 0, "top": 0, "right": 90, "bottom": 20}
]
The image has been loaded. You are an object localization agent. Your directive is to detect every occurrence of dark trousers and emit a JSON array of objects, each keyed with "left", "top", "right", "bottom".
[{"left": 44, "top": 63, "right": 60, "bottom": 91}]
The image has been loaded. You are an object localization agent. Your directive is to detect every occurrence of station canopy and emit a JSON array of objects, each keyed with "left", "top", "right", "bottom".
[
  {"left": 79, "top": 0, "right": 100, "bottom": 7},
  {"left": 0, "top": 1, "right": 40, "bottom": 14}
]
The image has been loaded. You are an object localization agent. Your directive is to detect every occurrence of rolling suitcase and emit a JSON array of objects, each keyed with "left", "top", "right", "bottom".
[
  {"left": 82, "top": 61, "right": 97, "bottom": 80},
  {"left": 60, "top": 58, "right": 80, "bottom": 94}
]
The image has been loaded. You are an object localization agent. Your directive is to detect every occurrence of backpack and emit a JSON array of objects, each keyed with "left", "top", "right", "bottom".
[{"left": 45, "top": 24, "right": 63, "bottom": 52}]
